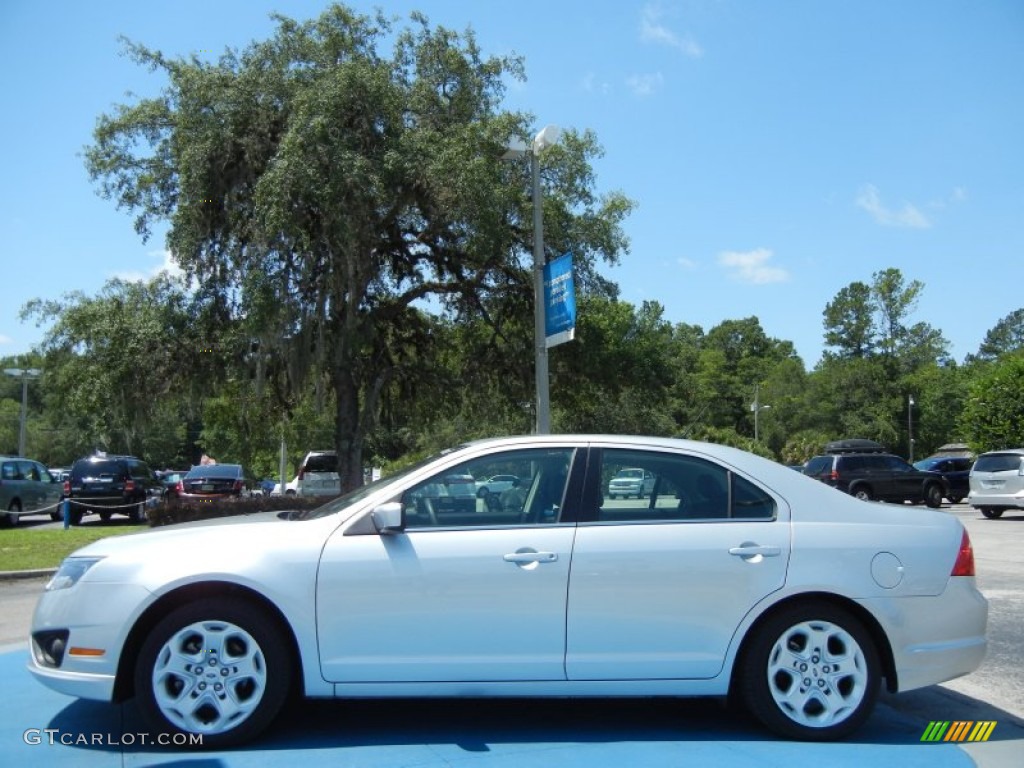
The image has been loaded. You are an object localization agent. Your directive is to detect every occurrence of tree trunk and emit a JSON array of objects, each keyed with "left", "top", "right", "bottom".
[{"left": 332, "top": 367, "right": 364, "bottom": 492}]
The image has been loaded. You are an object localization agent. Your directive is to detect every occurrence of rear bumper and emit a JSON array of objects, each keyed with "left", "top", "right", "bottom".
[
  {"left": 859, "top": 577, "right": 988, "bottom": 692},
  {"left": 968, "top": 490, "right": 1024, "bottom": 509}
]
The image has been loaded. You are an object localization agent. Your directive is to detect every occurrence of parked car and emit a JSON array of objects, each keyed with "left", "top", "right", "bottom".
[
  {"left": 803, "top": 440, "right": 948, "bottom": 507},
  {"left": 29, "top": 435, "right": 986, "bottom": 747},
  {"left": 0, "top": 456, "right": 63, "bottom": 525},
  {"left": 606, "top": 467, "right": 656, "bottom": 499},
  {"left": 156, "top": 470, "right": 189, "bottom": 499},
  {"left": 174, "top": 464, "right": 246, "bottom": 501},
  {"left": 474, "top": 474, "right": 521, "bottom": 498},
  {"left": 63, "top": 454, "right": 163, "bottom": 524},
  {"left": 913, "top": 456, "right": 973, "bottom": 504},
  {"left": 294, "top": 450, "right": 341, "bottom": 496},
  {"left": 968, "top": 448, "right": 1024, "bottom": 519}
]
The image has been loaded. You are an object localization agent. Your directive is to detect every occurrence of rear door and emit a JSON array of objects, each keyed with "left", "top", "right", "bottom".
[{"left": 565, "top": 446, "right": 790, "bottom": 680}]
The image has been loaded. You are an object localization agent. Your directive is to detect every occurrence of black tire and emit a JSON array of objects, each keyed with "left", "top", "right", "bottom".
[
  {"left": 129, "top": 501, "right": 144, "bottom": 523},
  {"left": 739, "top": 602, "right": 880, "bottom": 741},
  {"left": 981, "top": 507, "right": 1004, "bottom": 519},
  {"left": 68, "top": 507, "right": 84, "bottom": 526},
  {"left": 99, "top": 511, "right": 112, "bottom": 523},
  {"left": 134, "top": 598, "right": 292, "bottom": 748},
  {"left": 850, "top": 485, "right": 872, "bottom": 502},
  {"left": 947, "top": 494, "right": 963, "bottom": 505},
  {"left": 1, "top": 501, "right": 18, "bottom": 528},
  {"left": 923, "top": 483, "right": 943, "bottom": 509}
]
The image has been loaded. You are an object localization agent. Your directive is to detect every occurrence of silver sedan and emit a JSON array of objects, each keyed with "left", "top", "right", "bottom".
[{"left": 28, "top": 435, "right": 987, "bottom": 748}]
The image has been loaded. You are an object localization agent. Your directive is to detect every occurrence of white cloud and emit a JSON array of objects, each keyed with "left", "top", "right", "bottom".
[
  {"left": 626, "top": 72, "right": 664, "bottom": 97},
  {"left": 640, "top": 3, "right": 703, "bottom": 58},
  {"left": 112, "top": 249, "right": 185, "bottom": 283},
  {"left": 677, "top": 256, "right": 698, "bottom": 270},
  {"left": 855, "top": 184, "right": 931, "bottom": 229},
  {"left": 581, "top": 72, "right": 611, "bottom": 95},
  {"left": 717, "top": 248, "right": 790, "bottom": 284},
  {"left": 0, "top": 334, "right": 13, "bottom": 345}
]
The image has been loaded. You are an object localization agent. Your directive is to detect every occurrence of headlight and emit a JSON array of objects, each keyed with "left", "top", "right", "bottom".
[{"left": 46, "top": 557, "right": 104, "bottom": 591}]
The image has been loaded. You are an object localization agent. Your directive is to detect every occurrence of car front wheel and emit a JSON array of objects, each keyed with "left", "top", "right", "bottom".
[
  {"left": 739, "top": 602, "right": 880, "bottom": 741},
  {"left": 134, "top": 598, "right": 292, "bottom": 748},
  {"left": 980, "top": 507, "right": 1004, "bottom": 519}
]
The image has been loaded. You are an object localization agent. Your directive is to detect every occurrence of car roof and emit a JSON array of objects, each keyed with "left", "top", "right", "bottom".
[{"left": 977, "top": 448, "right": 1024, "bottom": 456}]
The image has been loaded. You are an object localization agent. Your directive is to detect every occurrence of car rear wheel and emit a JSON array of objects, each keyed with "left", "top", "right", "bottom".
[
  {"left": 134, "top": 598, "right": 292, "bottom": 748},
  {"left": 980, "top": 507, "right": 1004, "bottom": 519},
  {"left": 739, "top": 602, "right": 880, "bottom": 741},
  {"left": 851, "top": 486, "right": 872, "bottom": 502},
  {"left": 947, "top": 493, "right": 963, "bottom": 505},
  {"left": 2, "top": 500, "right": 20, "bottom": 527},
  {"left": 923, "top": 483, "right": 943, "bottom": 509},
  {"left": 129, "top": 501, "right": 145, "bottom": 523}
]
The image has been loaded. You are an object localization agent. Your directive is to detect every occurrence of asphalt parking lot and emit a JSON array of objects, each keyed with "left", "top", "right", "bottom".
[{"left": 1, "top": 503, "right": 1021, "bottom": 767}]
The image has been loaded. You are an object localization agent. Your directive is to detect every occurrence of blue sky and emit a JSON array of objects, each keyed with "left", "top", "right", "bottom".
[{"left": 1, "top": 0, "right": 1022, "bottom": 368}]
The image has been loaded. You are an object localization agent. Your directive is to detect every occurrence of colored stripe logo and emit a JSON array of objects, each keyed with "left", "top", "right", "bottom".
[{"left": 921, "top": 721, "right": 996, "bottom": 742}]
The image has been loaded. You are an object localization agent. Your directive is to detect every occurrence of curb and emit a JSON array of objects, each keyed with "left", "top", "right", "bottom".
[{"left": 0, "top": 569, "right": 57, "bottom": 582}]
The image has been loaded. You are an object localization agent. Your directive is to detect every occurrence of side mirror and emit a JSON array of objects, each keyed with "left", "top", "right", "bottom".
[{"left": 370, "top": 502, "right": 404, "bottom": 535}]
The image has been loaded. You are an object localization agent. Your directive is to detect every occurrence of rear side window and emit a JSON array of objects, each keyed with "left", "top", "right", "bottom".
[
  {"left": 973, "top": 454, "right": 1024, "bottom": 473},
  {"left": 804, "top": 457, "right": 832, "bottom": 476}
]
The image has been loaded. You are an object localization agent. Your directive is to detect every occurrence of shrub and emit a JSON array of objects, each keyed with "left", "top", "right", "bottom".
[{"left": 148, "top": 494, "right": 338, "bottom": 527}]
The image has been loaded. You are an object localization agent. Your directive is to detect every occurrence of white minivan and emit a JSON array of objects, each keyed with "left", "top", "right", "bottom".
[{"left": 968, "top": 448, "right": 1024, "bottom": 518}]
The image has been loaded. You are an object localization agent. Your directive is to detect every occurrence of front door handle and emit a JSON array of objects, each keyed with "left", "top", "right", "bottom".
[
  {"left": 729, "top": 544, "right": 782, "bottom": 561},
  {"left": 503, "top": 551, "right": 558, "bottom": 564}
]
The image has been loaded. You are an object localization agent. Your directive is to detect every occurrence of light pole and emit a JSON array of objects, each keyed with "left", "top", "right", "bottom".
[
  {"left": 504, "top": 125, "right": 561, "bottom": 434},
  {"left": 3, "top": 367, "right": 42, "bottom": 456},
  {"left": 751, "top": 384, "right": 771, "bottom": 442},
  {"left": 908, "top": 394, "right": 915, "bottom": 462}
]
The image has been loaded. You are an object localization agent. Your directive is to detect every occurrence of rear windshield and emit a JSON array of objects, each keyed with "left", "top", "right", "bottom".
[
  {"left": 303, "top": 453, "right": 338, "bottom": 473},
  {"left": 73, "top": 460, "right": 125, "bottom": 479},
  {"left": 186, "top": 464, "right": 242, "bottom": 479},
  {"left": 973, "top": 453, "right": 1024, "bottom": 473}
]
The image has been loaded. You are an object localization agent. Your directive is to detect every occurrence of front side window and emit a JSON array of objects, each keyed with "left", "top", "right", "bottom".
[
  {"left": 401, "top": 448, "right": 575, "bottom": 528},
  {"left": 591, "top": 449, "right": 776, "bottom": 523}
]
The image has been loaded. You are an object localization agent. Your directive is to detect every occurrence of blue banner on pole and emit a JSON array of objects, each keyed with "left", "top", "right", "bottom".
[{"left": 544, "top": 252, "right": 576, "bottom": 348}]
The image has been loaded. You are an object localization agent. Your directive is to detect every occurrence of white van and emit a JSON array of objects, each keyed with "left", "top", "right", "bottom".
[
  {"left": 968, "top": 448, "right": 1024, "bottom": 519},
  {"left": 294, "top": 450, "right": 341, "bottom": 496}
]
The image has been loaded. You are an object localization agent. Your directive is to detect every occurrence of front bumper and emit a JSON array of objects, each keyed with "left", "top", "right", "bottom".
[{"left": 28, "top": 580, "right": 153, "bottom": 702}]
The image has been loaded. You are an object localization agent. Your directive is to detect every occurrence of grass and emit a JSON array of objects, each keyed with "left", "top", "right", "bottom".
[{"left": 0, "top": 526, "right": 140, "bottom": 572}]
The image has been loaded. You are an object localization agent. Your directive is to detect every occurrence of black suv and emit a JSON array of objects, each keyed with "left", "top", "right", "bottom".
[
  {"left": 64, "top": 454, "right": 163, "bottom": 524},
  {"left": 804, "top": 439, "right": 948, "bottom": 508}
]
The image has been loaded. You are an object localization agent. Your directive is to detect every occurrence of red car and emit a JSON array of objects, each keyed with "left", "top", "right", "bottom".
[{"left": 175, "top": 463, "right": 246, "bottom": 500}]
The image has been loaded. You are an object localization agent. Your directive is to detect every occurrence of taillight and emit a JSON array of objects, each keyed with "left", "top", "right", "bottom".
[
  {"left": 233, "top": 479, "right": 243, "bottom": 492},
  {"left": 175, "top": 480, "right": 184, "bottom": 494},
  {"left": 297, "top": 468, "right": 305, "bottom": 480},
  {"left": 829, "top": 469, "right": 839, "bottom": 481},
  {"left": 950, "top": 529, "right": 975, "bottom": 577},
  {"left": 63, "top": 480, "right": 70, "bottom": 495},
  {"left": 125, "top": 479, "right": 136, "bottom": 493}
]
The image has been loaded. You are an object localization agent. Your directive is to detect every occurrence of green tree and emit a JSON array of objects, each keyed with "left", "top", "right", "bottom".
[
  {"left": 822, "top": 281, "right": 875, "bottom": 358},
  {"left": 84, "top": 4, "right": 632, "bottom": 489},
  {"left": 959, "top": 352, "right": 1024, "bottom": 452},
  {"left": 21, "top": 275, "right": 218, "bottom": 465},
  {"left": 968, "top": 308, "right": 1024, "bottom": 363}
]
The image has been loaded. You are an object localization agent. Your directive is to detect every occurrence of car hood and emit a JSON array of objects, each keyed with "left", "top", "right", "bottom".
[{"left": 68, "top": 510, "right": 343, "bottom": 590}]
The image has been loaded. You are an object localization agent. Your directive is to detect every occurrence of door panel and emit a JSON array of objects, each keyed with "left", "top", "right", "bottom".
[
  {"left": 316, "top": 526, "right": 576, "bottom": 682},
  {"left": 566, "top": 519, "right": 788, "bottom": 680}
]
